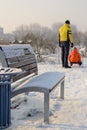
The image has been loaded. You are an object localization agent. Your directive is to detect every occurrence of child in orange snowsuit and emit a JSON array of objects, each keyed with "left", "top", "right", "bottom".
[{"left": 68, "top": 47, "right": 82, "bottom": 66}]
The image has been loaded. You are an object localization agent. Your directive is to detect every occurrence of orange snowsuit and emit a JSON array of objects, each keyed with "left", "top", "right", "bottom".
[{"left": 68, "top": 47, "right": 81, "bottom": 63}]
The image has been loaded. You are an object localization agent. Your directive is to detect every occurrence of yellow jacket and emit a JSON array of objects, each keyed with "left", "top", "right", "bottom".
[{"left": 59, "top": 23, "right": 73, "bottom": 43}]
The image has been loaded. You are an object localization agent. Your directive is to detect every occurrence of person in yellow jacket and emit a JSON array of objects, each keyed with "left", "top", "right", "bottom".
[{"left": 58, "top": 20, "right": 74, "bottom": 68}]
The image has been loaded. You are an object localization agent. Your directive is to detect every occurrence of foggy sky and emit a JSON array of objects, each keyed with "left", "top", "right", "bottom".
[{"left": 0, "top": 0, "right": 87, "bottom": 33}]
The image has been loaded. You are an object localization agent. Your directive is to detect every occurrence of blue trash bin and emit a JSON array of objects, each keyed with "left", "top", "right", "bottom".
[{"left": 0, "top": 75, "right": 11, "bottom": 129}]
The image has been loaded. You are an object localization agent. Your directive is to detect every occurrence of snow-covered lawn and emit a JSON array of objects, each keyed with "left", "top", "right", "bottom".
[{"left": 4, "top": 55, "right": 87, "bottom": 130}]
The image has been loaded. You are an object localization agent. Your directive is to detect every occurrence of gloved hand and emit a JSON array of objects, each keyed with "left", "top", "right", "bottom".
[{"left": 71, "top": 43, "right": 74, "bottom": 48}]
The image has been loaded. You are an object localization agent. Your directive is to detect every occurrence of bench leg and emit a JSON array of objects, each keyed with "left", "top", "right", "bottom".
[
  {"left": 60, "top": 80, "right": 64, "bottom": 99},
  {"left": 44, "top": 91, "right": 49, "bottom": 123}
]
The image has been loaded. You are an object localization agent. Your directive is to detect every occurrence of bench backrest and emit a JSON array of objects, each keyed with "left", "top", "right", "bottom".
[{"left": 0, "top": 44, "right": 38, "bottom": 82}]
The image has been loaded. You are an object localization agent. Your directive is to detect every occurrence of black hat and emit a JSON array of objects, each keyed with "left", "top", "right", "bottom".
[{"left": 65, "top": 20, "right": 70, "bottom": 24}]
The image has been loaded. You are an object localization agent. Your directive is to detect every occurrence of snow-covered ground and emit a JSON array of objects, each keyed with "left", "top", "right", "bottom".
[{"left": 2, "top": 54, "right": 87, "bottom": 130}]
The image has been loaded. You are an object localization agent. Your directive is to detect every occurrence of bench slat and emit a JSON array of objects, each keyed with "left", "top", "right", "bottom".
[
  {"left": 7, "top": 57, "right": 19, "bottom": 63},
  {"left": 13, "top": 68, "right": 37, "bottom": 82},
  {"left": 19, "top": 63, "right": 37, "bottom": 71},
  {"left": 18, "top": 55, "right": 36, "bottom": 61},
  {"left": 7, "top": 54, "right": 35, "bottom": 63},
  {"left": 8, "top": 59, "right": 36, "bottom": 68}
]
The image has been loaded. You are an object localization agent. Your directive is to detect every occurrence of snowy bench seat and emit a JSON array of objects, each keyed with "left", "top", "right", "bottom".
[{"left": 11, "top": 72, "right": 65, "bottom": 123}]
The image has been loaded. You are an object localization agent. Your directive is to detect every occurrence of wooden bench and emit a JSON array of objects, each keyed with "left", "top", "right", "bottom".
[
  {"left": 0, "top": 44, "right": 65, "bottom": 123},
  {"left": 0, "top": 44, "right": 38, "bottom": 83}
]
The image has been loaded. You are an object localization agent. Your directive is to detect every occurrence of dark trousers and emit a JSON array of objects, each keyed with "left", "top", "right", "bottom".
[{"left": 61, "top": 43, "right": 70, "bottom": 67}]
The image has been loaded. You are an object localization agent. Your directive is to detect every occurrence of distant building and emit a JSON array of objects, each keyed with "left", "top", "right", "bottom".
[{"left": 0, "top": 27, "right": 14, "bottom": 44}]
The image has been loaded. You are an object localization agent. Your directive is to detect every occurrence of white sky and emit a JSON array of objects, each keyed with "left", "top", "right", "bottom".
[{"left": 0, "top": 0, "right": 87, "bottom": 33}]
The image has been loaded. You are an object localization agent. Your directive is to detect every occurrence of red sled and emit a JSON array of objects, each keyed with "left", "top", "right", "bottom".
[{"left": 68, "top": 47, "right": 82, "bottom": 66}]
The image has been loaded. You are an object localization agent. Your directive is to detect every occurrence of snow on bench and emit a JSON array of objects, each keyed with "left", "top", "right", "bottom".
[
  {"left": 0, "top": 44, "right": 65, "bottom": 123},
  {"left": 11, "top": 72, "right": 65, "bottom": 123}
]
